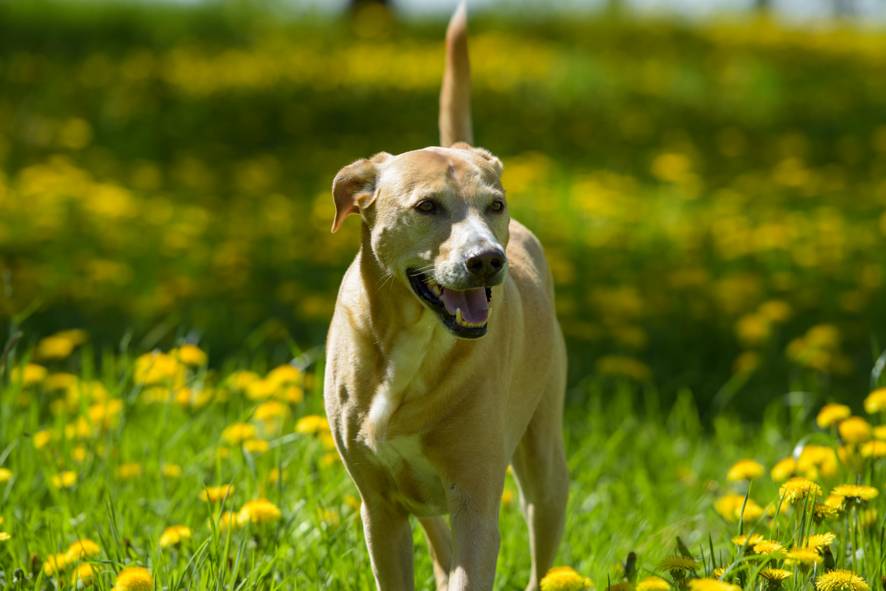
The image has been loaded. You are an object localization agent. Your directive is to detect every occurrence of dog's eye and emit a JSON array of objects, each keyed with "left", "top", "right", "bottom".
[
  {"left": 489, "top": 199, "right": 506, "bottom": 213},
  {"left": 415, "top": 199, "right": 440, "bottom": 214}
]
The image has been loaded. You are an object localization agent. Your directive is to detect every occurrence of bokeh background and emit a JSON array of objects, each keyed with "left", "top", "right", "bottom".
[{"left": 2, "top": 0, "right": 885, "bottom": 415}]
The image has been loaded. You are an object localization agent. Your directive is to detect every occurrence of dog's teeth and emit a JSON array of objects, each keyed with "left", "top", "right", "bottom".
[{"left": 456, "top": 308, "right": 464, "bottom": 325}]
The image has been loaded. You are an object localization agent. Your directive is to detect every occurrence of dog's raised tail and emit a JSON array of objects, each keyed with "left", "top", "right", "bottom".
[{"left": 439, "top": 0, "right": 472, "bottom": 147}]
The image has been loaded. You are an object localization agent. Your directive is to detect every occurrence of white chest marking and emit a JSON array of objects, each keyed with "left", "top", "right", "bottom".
[{"left": 365, "top": 311, "right": 438, "bottom": 448}]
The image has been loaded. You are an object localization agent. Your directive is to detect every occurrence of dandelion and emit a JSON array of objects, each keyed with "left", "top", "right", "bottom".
[
  {"left": 815, "top": 570, "right": 870, "bottom": 591},
  {"left": 116, "top": 463, "right": 142, "bottom": 480},
  {"left": 112, "top": 566, "right": 153, "bottom": 591},
  {"left": 859, "top": 440, "right": 885, "bottom": 458},
  {"left": 237, "top": 498, "right": 282, "bottom": 525},
  {"left": 200, "top": 484, "right": 234, "bottom": 503},
  {"left": 688, "top": 578, "right": 741, "bottom": 591},
  {"left": 770, "top": 457, "right": 796, "bottom": 482},
  {"left": 540, "top": 566, "right": 594, "bottom": 591},
  {"left": 161, "top": 463, "right": 182, "bottom": 478},
  {"left": 731, "top": 533, "right": 764, "bottom": 547},
  {"left": 134, "top": 351, "right": 184, "bottom": 386},
  {"left": 43, "top": 552, "right": 70, "bottom": 576},
  {"left": 798, "top": 445, "right": 838, "bottom": 478},
  {"left": 0, "top": 532, "right": 10, "bottom": 542},
  {"left": 295, "top": 415, "right": 330, "bottom": 436},
  {"left": 801, "top": 532, "right": 836, "bottom": 550},
  {"left": 221, "top": 422, "right": 256, "bottom": 445},
  {"left": 813, "top": 501, "right": 841, "bottom": 520},
  {"left": 760, "top": 569, "right": 792, "bottom": 584},
  {"left": 779, "top": 477, "right": 821, "bottom": 503},
  {"left": 266, "top": 364, "right": 301, "bottom": 387},
  {"left": 830, "top": 484, "right": 878, "bottom": 503},
  {"left": 159, "top": 524, "right": 192, "bottom": 548},
  {"left": 173, "top": 343, "right": 207, "bottom": 366},
  {"left": 659, "top": 556, "right": 698, "bottom": 572},
  {"left": 215, "top": 511, "right": 239, "bottom": 532},
  {"left": 52, "top": 470, "right": 78, "bottom": 489},
  {"left": 12, "top": 363, "right": 48, "bottom": 386},
  {"left": 71, "top": 563, "right": 95, "bottom": 586},
  {"left": 726, "top": 459, "right": 764, "bottom": 481},
  {"left": 243, "top": 438, "right": 269, "bottom": 454},
  {"left": 785, "top": 548, "right": 823, "bottom": 566},
  {"left": 838, "top": 417, "right": 871, "bottom": 444},
  {"left": 254, "top": 401, "right": 290, "bottom": 423},
  {"left": 65, "top": 538, "right": 101, "bottom": 561},
  {"left": 874, "top": 425, "right": 886, "bottom": 440},
  {"left": 226, "top": 370, "right": 260, "bottom": 391},
  {"left": 0, "top": 467, "right": 11, "bottom": 483},
  {"left": 34, "top": 429, "right": 53, "bottom": 449},
  {"left": 246, "top": 379, "right": 276, "bottom": 400},
  {"left": 863, "top": 387, "right": 886, "bottom": 414},
  {"left": 35, "top": 335, "right": 77, "bottom": 360},
  {"left": 714, "top": 494, "right": 764, "bottom": 522},
  {"left": 753, "top": 540, "right": 786, "bottom": 556},
  {"left": 637, "top": 576, "right": 671, "bottom": 591}
]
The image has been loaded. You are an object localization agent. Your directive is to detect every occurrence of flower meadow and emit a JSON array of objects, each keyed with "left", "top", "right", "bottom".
[{"left": 1, "top": 2, "right": 886, "bottom": 589}]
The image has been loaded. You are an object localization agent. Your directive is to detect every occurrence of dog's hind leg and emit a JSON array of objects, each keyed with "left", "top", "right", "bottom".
[
  {"left": 419, "top": 516, "right": 452, "bottom": 591},
  {"left": 511, "top": 390, "right": 569, "bottom": 591}
]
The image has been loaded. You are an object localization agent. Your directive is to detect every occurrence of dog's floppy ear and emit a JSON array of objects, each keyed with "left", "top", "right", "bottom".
[
  {"left": 450, "top": 142, "right": 503, "bottom": 177},
  {"left": 331, "top": 152, "right": 392, "bottom": 233}
]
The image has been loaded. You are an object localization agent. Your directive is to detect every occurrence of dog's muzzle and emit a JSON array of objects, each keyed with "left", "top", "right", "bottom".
[{"left": 407, "top": 269, "right": 494, "bottom": 339}]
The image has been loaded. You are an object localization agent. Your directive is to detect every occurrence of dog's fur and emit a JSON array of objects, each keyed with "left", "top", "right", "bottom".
[{"left": 323, "top": 3, "right": 568, "bottom": 590}]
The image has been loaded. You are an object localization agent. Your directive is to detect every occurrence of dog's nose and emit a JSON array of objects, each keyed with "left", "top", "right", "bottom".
[{"left": 465, "top": 249, "right": 506, "bottom": 280}]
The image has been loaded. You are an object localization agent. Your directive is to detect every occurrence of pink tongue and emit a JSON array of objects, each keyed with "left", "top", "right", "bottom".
[{"left": 440, "top": 287, "right": 488, "bottom": 324}]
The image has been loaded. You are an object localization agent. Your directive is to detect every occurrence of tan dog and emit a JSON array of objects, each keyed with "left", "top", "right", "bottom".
[{"left": 324, "top": 3, "right": 568, "bottom": 590}]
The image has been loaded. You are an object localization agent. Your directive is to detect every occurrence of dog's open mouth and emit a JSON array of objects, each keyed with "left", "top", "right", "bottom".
[{"left": 407, "top": 269, "right": 492, "bottom": 339}]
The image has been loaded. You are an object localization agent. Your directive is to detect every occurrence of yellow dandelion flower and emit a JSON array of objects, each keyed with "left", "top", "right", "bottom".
[
  {"left": 34, "top": 429, "right": 53, "bottom": 449},
  {"left": 134, "top": 351, "right": 184, "bottom": 386},
  {"left": 859, "top": 508, "right": 877, "bottom": 528},
  {"left": 116, "top": 463, "right": 142, "bottom": 480},
  {"left": 838, "top": 417, "right": 871, "bottom": 444},
  {"left": 760, "top": 569, "right": 792, "bottom": 583},
  {"left": 0, "top": 532, "right": 10, "bottom": 542},
  {"left": 770, "top": 457, "right": 797, "bottom": 482},
  {"left": 714, "top": 494, "right": 764, "bottom": 522},
  {"left": 731, "top": 533, "right": 765, "bottom": 547},
  {"left": 785, "top": 548, "right": 823, "bottom": 566},
  {"left": 753, "top": 540, "right": 786, "bottom": 556},
  {"left": 727, "top": 459, "right": 765, "bottom": 481},
  {"left": 254, "top": 401, "right": 290, "bottom": 423},
  {"left": 43, "top": 552, "right": 70, "bottom": 576},
  {"left": 237, "top": 498, "right": 282, "bottom": 525},
  {"left": 215, "top": 511, "right": 239, "bottom": 532},
  {"left": 802, "top": 532, "right": 836, "bottom": 550},
  {"left": 221, "top": 422, "right": 256, "bottom": 445},
  {"left": 35, "top": 332, "right": 84, "bottom": 361},
  {"left": 688, "top": 578, "right": 741, "bottom": 591},
  {"left": 242, "top": 438, "right": 269, "bottom": 454},
  {"left": 45, "top": 372, "right": 79, "bottom": 393},
  {"left": 637, "top": 576, "right": 671, "bottom": 591},
  {"left": 199, "top": 484, "right": 234, "bottom": 503},
  {"left": 758, "top": 300, "right": 792, "bottom": 323},
  {"left": 72, "top": 446, "right": 88, "bottom": 463},
  {"left": 660, "top": 556, "right": 698, "bottom": 571},
  {"left": 275, "top": 384, "right": 304, "bottom": 404},
  {"left": 0, "top": 467, "right": 12, "bottom": 483},
  {"left": 52, "top": 470, "right": 78, "bottom": 489},
  {"left": 813, "top": 501, "right": 841, "bottom": 520},
  {"left": 71, "top": 563, "right": 95, "bottom": 586},
  {"left": 245, "top": 378, "right": 276, "bottom": 400},
  {"left": 267, "top": 468, "right": 286, "bottom": 484},
  {"left": 864, "top": 388, "right": 886, "bottom": 414},
  {"left": 860, "top": 440, "right": 886, "bottom": 458},
  {"left": 830, "top": 484, "right": 878, "bottom": 503},
  {"left": 266, "top": 364, "right": 301, "bottom": 387},
  {"left": 172, "top": 344, "right": 207, "bottom": 366},
  {"left": 817, "top": 403, "right": 851, "bottom": 428},
  {"left": 65, "top": 538, "right": 101, "bottom": 561},
  {"left": 226, "top": 370, "right": 260, "bottom": 391},
  {"left": 12, "top": 363, "right": 48, "bottom": 386},
  {"left": 161, "top": 463, "right": 182, "bottom": 478},
  {"left": 159, "top": 524, "right": 192, "bottom": 548},
  {"left": 540, "top": 566, "right": 594, "bottom": 591},
  {"left": 779, "top": 477, "right": 822, "bottom": 503},
  {"left": 815, "top": 570, "right": 870, "bottom": 591},
  {"left": 875, "top": 425, "right": 886, "bottom": 440},
  {"left": 112, "top": 566, "right": 153, "bottom": 591},
  {"left": 798, "top": 445, "right": 839, "bottom": 478},
  {"left": 295, "top": 414, "right": 330, "bottom": 436}
]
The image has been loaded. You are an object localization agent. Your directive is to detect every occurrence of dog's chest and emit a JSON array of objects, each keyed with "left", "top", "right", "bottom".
[{"left": 374, "top": 435, "right": 447, "bottom": 515}]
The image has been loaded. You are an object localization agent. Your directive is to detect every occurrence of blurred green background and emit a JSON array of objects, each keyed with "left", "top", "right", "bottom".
[{"left": 1, "top": 0, "right": 885, "bottom": 415}]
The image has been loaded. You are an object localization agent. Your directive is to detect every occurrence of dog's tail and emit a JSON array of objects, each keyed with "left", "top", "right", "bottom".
[{"left": 439, "top": 0, "right": 472, "bottom": 146}]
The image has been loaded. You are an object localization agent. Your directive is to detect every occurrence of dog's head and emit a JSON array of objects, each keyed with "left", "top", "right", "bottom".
[{"left": 332, "top": 143, "right": 508, "bottom": 339}]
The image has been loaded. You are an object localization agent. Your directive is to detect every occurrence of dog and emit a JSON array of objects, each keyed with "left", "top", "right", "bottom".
[{"left": 323, "top": 3, "right": 568, "bottom": 590}]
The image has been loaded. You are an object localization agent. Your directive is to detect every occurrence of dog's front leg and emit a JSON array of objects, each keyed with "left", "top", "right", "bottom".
[
  {"left": 446, "top": 482, "right": 503, "bottom": 591},
  {"left": 360, "top": 498, "right": 415, "bottom": 591}
]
